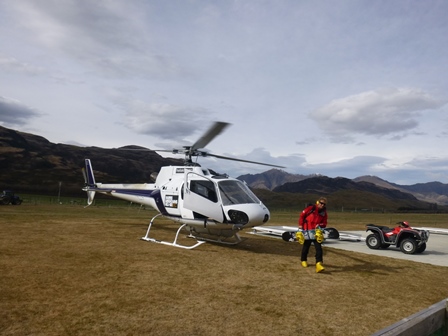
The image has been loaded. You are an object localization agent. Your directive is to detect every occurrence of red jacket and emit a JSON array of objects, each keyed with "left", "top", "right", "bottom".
[{"left": 299, "top": 205, "right": 327, "bottom": 230}]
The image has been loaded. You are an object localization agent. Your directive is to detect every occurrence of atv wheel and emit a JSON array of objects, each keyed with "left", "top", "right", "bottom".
[
  {"left": 416, "top": 243, "right": 426, "bottom": 254},
  {"left": 400, "top": 238, "right": 418, "bottom": 254},
  {"left": 366, "top": 233, "right": 382, "bottom": 249}
]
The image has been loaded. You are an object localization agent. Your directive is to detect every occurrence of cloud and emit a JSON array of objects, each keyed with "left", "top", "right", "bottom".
[
  {"left": 200, "top": 147, "right": 295, "bottom": 177},
  {"left": 10, "top": 0, "right": 183, "bottom": 79},
  {"left": 237, "top": 148, "right": 287, "bottom": 166},
  {"left": 0, "top": 54, "right": 84, "bottom": 85},
  {"left": 374, "top": 156, "right": 448, "bottom": 184},
  {"left": 12, "top": 1, "right": 143, "bottom": 52},
  {"left": 303, "top": 155, "right": 387, "bottom": 177},
  {"left": 0, "top": 55, "right": 44, "bottom": 76},
  {"left": 0, "top": 96, "right": 41, "bottom": 126},
  {"left": 122, "top": 100, "right": 215, "bottom": 142},
  {"left": 311, "top": 88, "right": 446, "bottom": 142},
  {"left": 406, "top": 156, "right": 448, "bottom": 170}
]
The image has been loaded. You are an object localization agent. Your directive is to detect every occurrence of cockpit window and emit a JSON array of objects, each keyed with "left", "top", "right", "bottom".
[
  {"left": 218, "top": 180, "right": 259, "bottom": 205},
  {"left": 189, "top": 180, "right": 218, "bottom": 203}
]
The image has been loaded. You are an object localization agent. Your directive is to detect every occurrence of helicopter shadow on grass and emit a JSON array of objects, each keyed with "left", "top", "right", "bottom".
[
  {"left": 324, "top": 248, "right": 408, "bottom": 275},
  {"left": 231, "top": 237, "right": 409, "bottom": 275},
  {"left": 222, "top": 237, "right": 405, "bottom": 276},
  {"left": 224, "top": 234, "right": 314, "bottom": 258}
]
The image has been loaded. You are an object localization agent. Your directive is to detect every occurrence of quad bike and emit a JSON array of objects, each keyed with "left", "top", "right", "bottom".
[{"left": 365, "top": 221, "right": 429, "bottom": 254}]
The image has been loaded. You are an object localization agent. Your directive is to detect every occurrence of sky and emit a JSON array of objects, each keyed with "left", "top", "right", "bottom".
[{"left": 1, "top": 0, "right": 448, "bottom": 185}]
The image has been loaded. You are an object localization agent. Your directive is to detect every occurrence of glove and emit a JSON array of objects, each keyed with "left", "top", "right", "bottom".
[{"left": 296, "top": 231, "right": 305, "bottom": 245}]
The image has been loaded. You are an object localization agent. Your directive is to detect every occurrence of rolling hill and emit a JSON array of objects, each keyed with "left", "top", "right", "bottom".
[{"left": 0, "top": 125, "right": 182, "bottom": 196}]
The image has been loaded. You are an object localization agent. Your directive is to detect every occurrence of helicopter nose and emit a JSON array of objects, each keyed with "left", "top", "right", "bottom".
[
  {"left": 225, "top": 204, "right": 270, "bottom": 227},
  {"left": 228, "top": 209, "right": 249, "bottom": 224}
]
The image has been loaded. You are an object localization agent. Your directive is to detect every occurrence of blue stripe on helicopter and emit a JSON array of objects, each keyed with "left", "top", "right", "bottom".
[{"left": 93, "top": 187, "right": 168, "bottom": 215}]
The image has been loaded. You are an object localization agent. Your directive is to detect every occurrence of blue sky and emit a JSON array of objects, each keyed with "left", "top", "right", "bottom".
[{"left": 1, "top": 1, "right": 447, "bottom": 184}]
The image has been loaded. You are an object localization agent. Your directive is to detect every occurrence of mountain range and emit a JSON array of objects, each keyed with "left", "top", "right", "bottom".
[
  {"left": 237, "top": 169, "right": 448, "bottom": 207},
  {"left": 1, "top": 125, "right": 447, "bottom": 209}
]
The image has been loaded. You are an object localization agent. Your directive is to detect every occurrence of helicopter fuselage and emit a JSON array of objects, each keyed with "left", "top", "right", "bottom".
[{"left": 83, "top": 161, "right": 271, "bottom": 241}]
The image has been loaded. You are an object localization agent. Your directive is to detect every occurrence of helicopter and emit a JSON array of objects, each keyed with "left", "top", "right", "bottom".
[{"left": 82, "top": 121, "right": 285, "bottom": 249}]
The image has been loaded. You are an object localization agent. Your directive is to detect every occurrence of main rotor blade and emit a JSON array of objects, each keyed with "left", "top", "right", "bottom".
[
  {"left": 206, "top": 153, "right": 285, "bottom": 168},
  {"left": 191, "top": 121, "right": 230, "bottom": 152},
  {"left": 115, "top": 146, "right": 152, "bottom": 151},
  {"left": 157, "top": 149, "right": 184, "bottom": 154}
]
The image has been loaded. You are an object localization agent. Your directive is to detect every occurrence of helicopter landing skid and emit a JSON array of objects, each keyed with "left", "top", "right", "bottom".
[
  {"left": 141, "top": 214, "right": 206, "bottom": 249},
  {"left": 187, "top": 232, "right": 244, "bottom": 245}
]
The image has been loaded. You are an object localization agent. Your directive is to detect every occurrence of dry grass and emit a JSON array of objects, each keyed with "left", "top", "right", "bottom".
[{"left": 1, "top": 204, "right": 448, "bottom": 336}]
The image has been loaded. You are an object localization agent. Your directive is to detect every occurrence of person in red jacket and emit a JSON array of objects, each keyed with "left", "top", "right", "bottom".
[{"left": 298, "top": 197, "right": 328, "bottom": 273}]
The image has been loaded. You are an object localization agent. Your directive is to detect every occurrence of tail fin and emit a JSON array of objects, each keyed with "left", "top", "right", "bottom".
[
  {"left": 84, "top": 159, "right": 96, "bottom": 185},
  {"left": 82, "top": 159, "right": 96, "bottom": 206}
]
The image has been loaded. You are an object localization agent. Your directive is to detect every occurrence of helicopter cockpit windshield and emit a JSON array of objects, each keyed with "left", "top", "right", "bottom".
[{"left": 218, "top": 180, "right": 260, "bottom": 205}]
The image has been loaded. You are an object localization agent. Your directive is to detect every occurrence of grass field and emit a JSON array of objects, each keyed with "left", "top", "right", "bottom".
[{"left": 1, "top": 203, "right": 447, "bottom": 335}]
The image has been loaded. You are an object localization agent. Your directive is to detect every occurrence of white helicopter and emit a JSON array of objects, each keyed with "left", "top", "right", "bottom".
[{"left": 82, "top": 121, "right": 284, "bottom": 249}]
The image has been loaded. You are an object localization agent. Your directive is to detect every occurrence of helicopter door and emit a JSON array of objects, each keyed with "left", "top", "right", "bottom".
[{"left": 183, "top": 174, "right": 224, "bottom": 222}]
